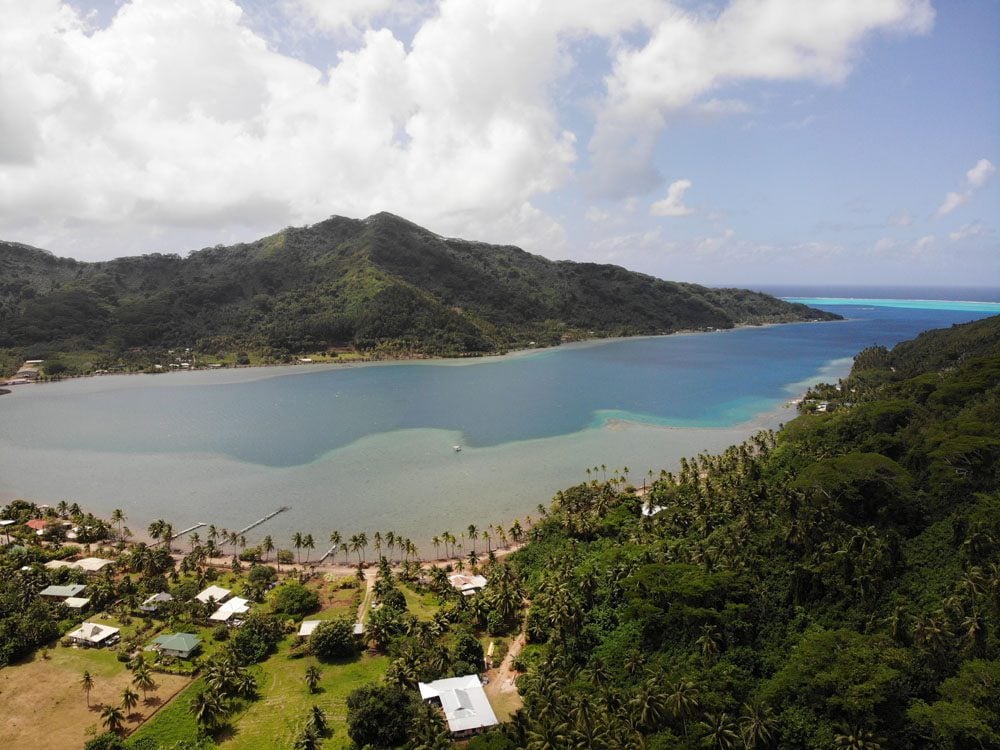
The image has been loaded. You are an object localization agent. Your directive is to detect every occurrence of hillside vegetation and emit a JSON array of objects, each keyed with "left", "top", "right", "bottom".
[
  {"left": 483, "top": 314, "right": 1000, "bottom": 749},
  {"left": 0, "top": 213, "right": 836, "bottom": 375}
]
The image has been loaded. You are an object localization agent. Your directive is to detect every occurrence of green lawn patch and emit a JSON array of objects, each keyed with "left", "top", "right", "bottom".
[{"left": 220, "top": 637, "right": 388, "bottom": 750}]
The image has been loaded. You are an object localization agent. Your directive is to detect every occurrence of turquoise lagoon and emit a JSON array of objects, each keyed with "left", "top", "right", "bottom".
[{"left": 0, "top": 293, "right": 995, "bottom": 553}]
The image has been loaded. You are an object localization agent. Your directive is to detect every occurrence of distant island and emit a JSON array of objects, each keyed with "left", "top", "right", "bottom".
[{"left": 0, "top": 212, "right": 838, "bottom": 378}]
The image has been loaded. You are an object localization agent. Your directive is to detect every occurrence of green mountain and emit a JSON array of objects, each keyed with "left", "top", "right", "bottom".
[{"left": 0, "top": 212, "right": 837, "bottom": 368}]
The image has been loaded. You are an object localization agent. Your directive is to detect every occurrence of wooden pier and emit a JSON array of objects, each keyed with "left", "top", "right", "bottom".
[
  {"left": 171, "top": 523, "right": 205, "bottom": 540},
  {"left": 317, "top": 544, "right": 339, "bottom": 563},
  {"left": 237, "top": 506, "right": 290, "bottom": 535}
]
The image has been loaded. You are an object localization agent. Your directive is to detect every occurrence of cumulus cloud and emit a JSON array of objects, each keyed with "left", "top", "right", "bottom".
[
  {"left": 887, "top": 210, "right": 913, "bottom": 227},
  {"left": 650, "top": 179, "right": 695, "bottom": 217},
  {"left": 0, "top": 0, "right": 937, "bottom": 260},
  {"left": 949, "top": 223, "right": 987, "bottom": 242},
  {"left": 967, "top": 158, "right": 996, "bottom": 189},
  {"left": 936, "top": 158, "right": 995, "bottom": 216},
  {"left": 589, "top": 0, "right": 934, "bottom": 197}
]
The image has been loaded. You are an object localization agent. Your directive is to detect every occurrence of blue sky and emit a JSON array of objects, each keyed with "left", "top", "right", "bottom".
[{"left": 0, "top": 0, "right": 996, "bottom": 288}]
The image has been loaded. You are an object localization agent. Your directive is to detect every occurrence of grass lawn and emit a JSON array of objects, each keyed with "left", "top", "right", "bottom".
[
  {"left": 400, "top": 583, "right": 440, "bottom": 621},
  {"left": 0, "top": 642, "right": 190, "bottom": 749},
  {"left": 128, "top": 677, "right": 208, "bottom": 748},
  {"left": 221, "top": 638, "right": 389, "bottom": 750}
]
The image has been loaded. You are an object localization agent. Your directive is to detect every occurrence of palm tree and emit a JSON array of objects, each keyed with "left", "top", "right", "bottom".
[
  {"left": 111, "top": 508, "right": 126, "bottom": 543},
  {"left": 329, "top": 530, "right": 341, "bottom": 562},
  {"left": 148, "top": 519, "right": 165, "bottom": 546},
  {"left": 101, "top": 704, "right": 126, "bottom": 735},
  {"left": 132, "top": 661, "right": 156, "bottom": 701},
  {"left": 666, "top": 680, "right": 700, "bottom": 738},
  {"left": 696, "top": 623, "right": 722, "bottom": 665},
  {"left": 307, "top": 705, "right": 328, "bottom": 736},
  {"left": 121, "top": 686, "right": 140, "bottom": 716},
  {"left": 834, "top": 725, "right": 884, "bottom": 750},
  {"left": 357, "top": 532, "right": 368, "bottom": 564},
  {"left": 740, "top": 700, "right": 777, "bottom": 749},
  {"left": 81, "top": 670, "right": 95, "bottom": 708},
  {"left": 373, "top": 531, "right": 383, "bottom": 559},
  {"left": 304, "top": 665, "right": 322, "bottom": 694},
  {"left": 262, "top": 534, "right": 275, "bottom": 562},
  {"left": 303, "top": 533, "right": 315, "bottom": 563},
  {"left": 699, "top": 712, "right": 741, "bottom": 750},
  {"left": 467, "top": 524, "right": 479, "bottom": 554},
  {"left": 190, "top": 688, "right": 229, "bottom": 734},
  {"left": 292, "top": 531, "right": 304, "bottom": 565}
]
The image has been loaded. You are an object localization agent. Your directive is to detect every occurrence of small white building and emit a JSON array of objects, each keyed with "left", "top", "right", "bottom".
[
  {"left": 448, "top": 574, "right": 487, "bottom": 596},
  {"left": 74, "top": 557, "right": 115, "bottom": 573},
  {"left": 418, "top": 675, "right": 498, "bottom": 737},
  {"left": 68, "top": 622, "right": 120, "bottom": 648},
  {"left": 195, "top": 585, "right": 231, "bottom": 604},
  {"left": 64, "top": 597, "right": 91, "bottom": 610},
  {"left": 297, "top": 620, "right": 323, "bottom": 638},
  {"left": 141, "top": 592, "right": 174, "bottom": 612},
  {"left": 209, "top": 596, "right": 250, "bottom": 622}
]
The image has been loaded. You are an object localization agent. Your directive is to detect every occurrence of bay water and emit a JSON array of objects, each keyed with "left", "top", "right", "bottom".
[{"left": 0, "top": 287, "right": 996, "bottom": 555}]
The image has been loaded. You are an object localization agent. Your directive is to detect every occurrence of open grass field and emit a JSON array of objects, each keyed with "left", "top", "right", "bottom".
[
  {"left": 399, "top": 583, "right": 440, "bottom": 621},
  {"left": 0, "top": 642, "right": 191, "bottom": 749},
  {"left": 221, "top": 642, "right": 389, "bottom": 750}
]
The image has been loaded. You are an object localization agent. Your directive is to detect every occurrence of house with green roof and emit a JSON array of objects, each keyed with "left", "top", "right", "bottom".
[{"left": 151, "top": 632, "right": 200, "bottom": 659}]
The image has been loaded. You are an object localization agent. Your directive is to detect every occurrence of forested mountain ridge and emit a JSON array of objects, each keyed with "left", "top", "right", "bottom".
[
  {"left": 0, "top": 213, "right": 836, "bottom": 372},
  {"left": 487, "top": 314, "right": 1000, "bottom": 749}
]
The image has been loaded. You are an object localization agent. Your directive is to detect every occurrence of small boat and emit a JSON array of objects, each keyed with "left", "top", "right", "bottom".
[{"left": 453, "top": 445, "right": 462, "bottom": 452}]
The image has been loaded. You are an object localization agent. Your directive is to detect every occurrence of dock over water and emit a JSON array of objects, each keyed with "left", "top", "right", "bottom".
[{"left": 237, "top": 506, "right": 290, "bottom": 535}]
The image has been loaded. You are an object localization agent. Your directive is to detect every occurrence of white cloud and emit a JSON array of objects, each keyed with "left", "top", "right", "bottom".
[
  {"left": 0, "top": 0, "right": 938, "bottom": 261},
  {"left": 650, "top": 179, "right": 695, "bottom": 217},
  {"left": 936, "top": 157, "right": 995, "bottom": 216},
  {"left": 887, "top": 210, "right": 913, "bottom": 227},
  {"left": 966, "top": 158, "right": 996, "bottom": 189},
  {"left": 589, "top": 0, "right": 933, "bottom": 196},
  {"left": 949, "top": 223, "right": 986, "bottom": 242},
  {"left": 936, "top": 192, "right": 968, "bottom": 217},
  {"left": 915, "top": 234, "right": 935, "bottom": 252}
]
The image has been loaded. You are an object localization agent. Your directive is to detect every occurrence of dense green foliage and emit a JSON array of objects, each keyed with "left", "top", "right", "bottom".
[
  {"left": 0, "top": 213, "right": 836, "bottom": 374},
  {"left": 488, "top": 314, "right": 1000, "bottom": 749}
]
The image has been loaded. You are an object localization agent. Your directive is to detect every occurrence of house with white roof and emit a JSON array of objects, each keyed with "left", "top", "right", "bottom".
[
  {"left": 68, "top": 622, "right": 120, "bottom": 648},
  {"left": 297, "top": 620, "right": 323, "bottom": 638},
  {"left": 39, "top": 584, "right": 87, "bottom": 600},
  {"left": 418, "top": 674, "right": 498, "bottom": 737},
  {"left": 209, "top": 596, "right": 250, "bottom": 622},
  {"left": 448, "top": 574, "right": 487, "bottom": 596},
  {"left": 195, "top": 585, "right": 231, "bottom": 604},
  {"left": 141, "top": 592, "right": 174, "bottom": 612}
]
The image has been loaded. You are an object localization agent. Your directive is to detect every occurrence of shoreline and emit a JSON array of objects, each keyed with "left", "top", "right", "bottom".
[{"left": 0, "top": 316, "right": 834, "bottom": 389}]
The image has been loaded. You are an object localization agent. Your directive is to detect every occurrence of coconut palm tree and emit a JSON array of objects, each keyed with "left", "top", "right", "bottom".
[
  {"left": 739, "top": 700, "right": 777, "bottom": 749},
  {"left": 303, "top": 533, "right": 315, "bottom": 563},
  {"left": 292, "top": 532, "right": 304, "bottom": 565},
  {"left": 121, "top": 686, "right": 140, "bottom": 716},
  {"left": 262, "top": 534, "right": 275, "bottom": 562},
  {"left": 101, "top": 705, "right": 126, "bottom": 735},
  {"left": 665, "top": 680, "right": 700, "bottom": 738},
  {"left": 190, "top": 687, "right": 229, "bottom": 734},
  {"left": 467, "top": 524, "right": 479, "bottom": 554},
  {"left": 81, "top": 670, "right": 95, "bottom": 708},
  {"left": 699, "top": 712, "right": 741, "bottom": 750},
  {"left": 132, "top": 661, "right": 156, "bottom": 701},
  {"left": 304, "top": 665, "right": 322, "bottom": 694}
]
